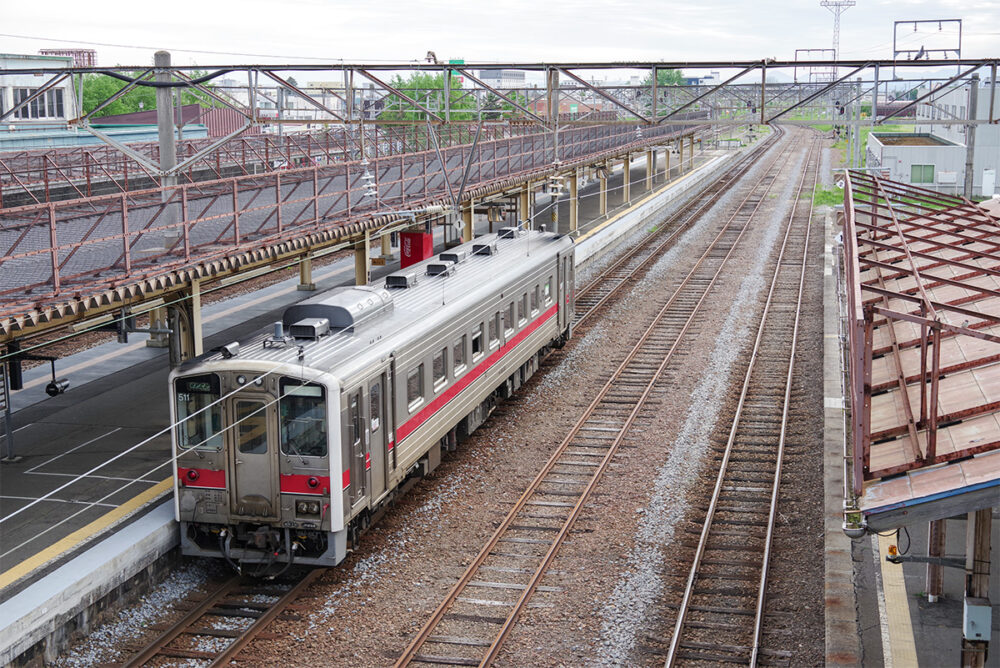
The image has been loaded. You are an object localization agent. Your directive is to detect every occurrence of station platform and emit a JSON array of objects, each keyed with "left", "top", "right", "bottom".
[{"left": 0, "top": 135, "right": 750, "bottom": 663}]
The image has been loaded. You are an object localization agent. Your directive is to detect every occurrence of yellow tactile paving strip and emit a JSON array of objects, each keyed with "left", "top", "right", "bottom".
[
  {"left": 877, "top": 532, "right": 919, "bottom": 668},
  {"left": 0, "top": 478, "right": 172, "bottom": 590}
]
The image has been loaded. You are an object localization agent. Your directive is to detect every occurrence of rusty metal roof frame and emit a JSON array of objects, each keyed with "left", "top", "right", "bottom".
[
  {"left": 0, "top": 125, "right": 700, "bottom": 345},
  {"left": 844, "top": 169, "right": 1000, "bottom": 497}
]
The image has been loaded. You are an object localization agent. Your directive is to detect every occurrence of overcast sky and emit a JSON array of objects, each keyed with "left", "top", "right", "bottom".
[{"left": 1, "top": 0, "right": 997, "bottom": 69}]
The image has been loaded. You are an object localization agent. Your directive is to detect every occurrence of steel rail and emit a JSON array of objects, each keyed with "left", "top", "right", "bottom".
[
  {"left": 122, "top": 576, "right": 242, "bottom": 667},
  {"left": 395, "top": 128, "right": 796, "bottom": 668},
  {"left": 663, "top": 135, "right": 820, "bottom": 667},
  {"left": 574, "top": 130, "right": 780, "bottom": 328},
  {"left": 121, "top": 568, "right": 324, "bottom": 667},
  {"left": 748, "top": 143, "right": 819, "bottom": 666},
  {"left": 208, "top": 567, "right": 325, "bottom": 666}
]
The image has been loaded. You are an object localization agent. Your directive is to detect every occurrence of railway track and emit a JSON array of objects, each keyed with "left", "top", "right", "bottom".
[
  {"left": 394, "top": 130, "right": 802, "bottom": 668},
  {"left": 120, "top": 568, "right": 324, "bottom": 667},
  {"left": 573, "top": 128, "right": 781, "bottom": 328},
  {"left": 651, "top": 135, "right": 820, "bottom": 667}
]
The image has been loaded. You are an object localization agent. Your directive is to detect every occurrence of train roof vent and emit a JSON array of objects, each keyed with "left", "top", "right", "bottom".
[
  {"left": 282, "top": 286, "right": 394, "bottom": 332},
  {"left": 289, "top": 317, "right": 330, "bottom": 340},
  {"left": 473, "top": 240, "right": 498, "bottom": 256},
  {"left": 426, "top": 261, "right": 456, "bottom": 277},
  {"left": 385, "top": 270, "right": 419, "bottom": 289},
  {"left": 439, "top": 249, "right": 468, "bottom": 264},
  {"left": 498, "top": 226, "right": 520, "bottom": 239}
]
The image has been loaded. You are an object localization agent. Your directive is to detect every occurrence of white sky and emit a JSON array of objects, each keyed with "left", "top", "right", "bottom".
[{"left": 0, "top": 0, "right": 997, "bottom": 69}]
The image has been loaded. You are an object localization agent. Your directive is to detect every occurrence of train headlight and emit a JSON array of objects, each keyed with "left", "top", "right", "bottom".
[
  {"left": 296, "top": 501, "right": 309, "bottom": 514},
  {"left": 236, "top": 375, "right": 247, "bottom": 385},
  {"left": 309, "top": 502, "right": 320, "bottom": 514}
]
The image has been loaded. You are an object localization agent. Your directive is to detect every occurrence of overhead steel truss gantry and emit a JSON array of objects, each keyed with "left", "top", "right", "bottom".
[
  {"left": 2, "top": 57, "right": 997, "bottom": 208},
  {"left": 0, "top": 57, "right": 996, "bottom": 354}
]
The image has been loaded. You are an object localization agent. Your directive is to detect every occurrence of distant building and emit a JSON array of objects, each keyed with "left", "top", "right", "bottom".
[
  {"left": 0, "top": 53, "right": 78, "bottom": 128},
  {"left": 477, "top": 69, "right": 526, "bottom": 89},
  {"left": 38, "top": 48, "right": 96, "bottom": 68},
  {"left": 915, "top": 81, "right": 1000, "bottom": 195},
  {"left": 865, "top": 80, "right": 1000, "bottom": 196}
]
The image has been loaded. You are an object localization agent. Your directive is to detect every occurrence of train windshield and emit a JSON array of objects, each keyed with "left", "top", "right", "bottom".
[
  {"left": 175, "top": 374, "right": 223, "bottom": 450},
  {"left": 279, "top": 378, "right": 327, "bottom": 457}
]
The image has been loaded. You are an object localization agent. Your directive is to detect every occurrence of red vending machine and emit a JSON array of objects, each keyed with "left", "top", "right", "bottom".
[{"left": 399, "top": 231, "right": 434, "bottom": 268}]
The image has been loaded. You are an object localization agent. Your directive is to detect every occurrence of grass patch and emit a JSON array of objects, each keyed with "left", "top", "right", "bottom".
[{"left": 813, "top": 185, "right": 844, "bottom": 207}]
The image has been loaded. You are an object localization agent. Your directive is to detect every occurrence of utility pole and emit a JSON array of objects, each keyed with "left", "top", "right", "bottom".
[
  {"left": 154, "top": 51, "right": 177, "bottom": 188},
  {"left": 963, "top": 74, "right": 979, "bottom": 199}
]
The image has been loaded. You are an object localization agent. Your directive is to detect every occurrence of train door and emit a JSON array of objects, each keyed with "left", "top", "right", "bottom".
[
  {"left": 347, "top": 389, "right": 368, "bottom": 512},
  {"left": 561, "top": 254, "right": 574, "bottom": 330},
  {"left": 228, "top": 395, "right": 278, "bottom": 520},
  {"left": 368, "top": 371, "right": 388, "bottom": 502}
]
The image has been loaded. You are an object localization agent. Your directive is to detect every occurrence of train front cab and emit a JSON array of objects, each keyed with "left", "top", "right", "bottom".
[{"left": 171, "top": 365, "right": 348, "bottom": 571}]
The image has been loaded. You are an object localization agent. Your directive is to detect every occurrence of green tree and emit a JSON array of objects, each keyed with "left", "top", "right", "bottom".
[
  {"left": 81, "top": 72, "right": 222, "bottom": 118},
  {"left": 378, "top": 72, "right": 477, "bottom": 122},
  {"left": 642, "top": 68, "right": 684, "bottom": 87}
]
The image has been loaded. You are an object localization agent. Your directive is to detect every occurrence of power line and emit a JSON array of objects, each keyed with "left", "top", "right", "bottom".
[{"left": 0, "top": 32, "right": 420, "bottom": 63}]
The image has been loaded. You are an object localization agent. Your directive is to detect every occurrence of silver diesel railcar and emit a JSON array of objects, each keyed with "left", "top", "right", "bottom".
[{"left": 170, "top": 228, "right": 574, "bottom": 572}]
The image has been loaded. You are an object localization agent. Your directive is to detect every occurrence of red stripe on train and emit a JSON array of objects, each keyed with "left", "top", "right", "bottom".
[
  {"left": 177, "top": 467, "right": 226, "bottom": 489},
  {"left": 396, "top": 304, "right": 558, "bottom": 443},
  {"left": 280, "top": 474, "right": 331, "bottom": 496}
]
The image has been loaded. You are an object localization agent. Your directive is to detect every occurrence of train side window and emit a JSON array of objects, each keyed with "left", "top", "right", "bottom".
[
  {"left": 519, "top": 293, "right": 528, "bottom": 325},
  {"left": 488, "top": 312, "right": 500, "bottom": 348},
  {"left": 530, "top": 285, "right": 539, "bottom": 315},
  {"left": 544, "top": 277, "right": 553, "bottom": 304},
  {"left": 369, "top": 382, "right": 381, "bottom": 432},
  {"left": 504, "top": 303, "right": 515, "bottom": 335},
  {"left": 453, "top": 335, "right": 467, "bottom": 373},
  {"left": 472, "top": 323, "right": 484, "bottom": 360},
  {"left": 349, "top": 392, "right": 362, "bottom": 446},
  {"left": 407, "top": 364, "right": 424, "bottom": 412},
  {"left": 433, "top": 348, "right": 447, "bottom": 390}
]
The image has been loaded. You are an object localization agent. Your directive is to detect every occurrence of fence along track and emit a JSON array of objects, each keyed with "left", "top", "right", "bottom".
[
  {"left": 660, "top": 135, "right": 820, "bottom": 667},
  {"left": 120, "top": 568, "right": 323, "bottom": 667},
  {"left": 394, "top": 131, "right": 799, "bottom": 668},
  {"left": 574, "top": 130, "right": 782, "bottom": 329}
]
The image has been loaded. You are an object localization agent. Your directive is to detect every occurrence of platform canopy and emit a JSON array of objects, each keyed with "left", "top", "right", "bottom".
[{"left": 843, "top": 171, "right": 1000, "bottom": 531}]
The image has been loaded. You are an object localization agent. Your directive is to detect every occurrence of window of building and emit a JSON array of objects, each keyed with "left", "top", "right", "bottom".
[
  {"left": 14, "top": 87, "right": 64, "bottom": 119},
  {"left": 433, "top": 348, "right": 447, "bottom": 388},
  {"left": 911, "top": 164, "right": 934, "bottom": 184},
  {"left": 453, "top": 335, "right": 467, "bottom": 371},
  {"left": 407, "top": 364, "right": 424, "bottom": 410},
  {"left": 472, "top": 323, "right": 484, "bottom": 360}
]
